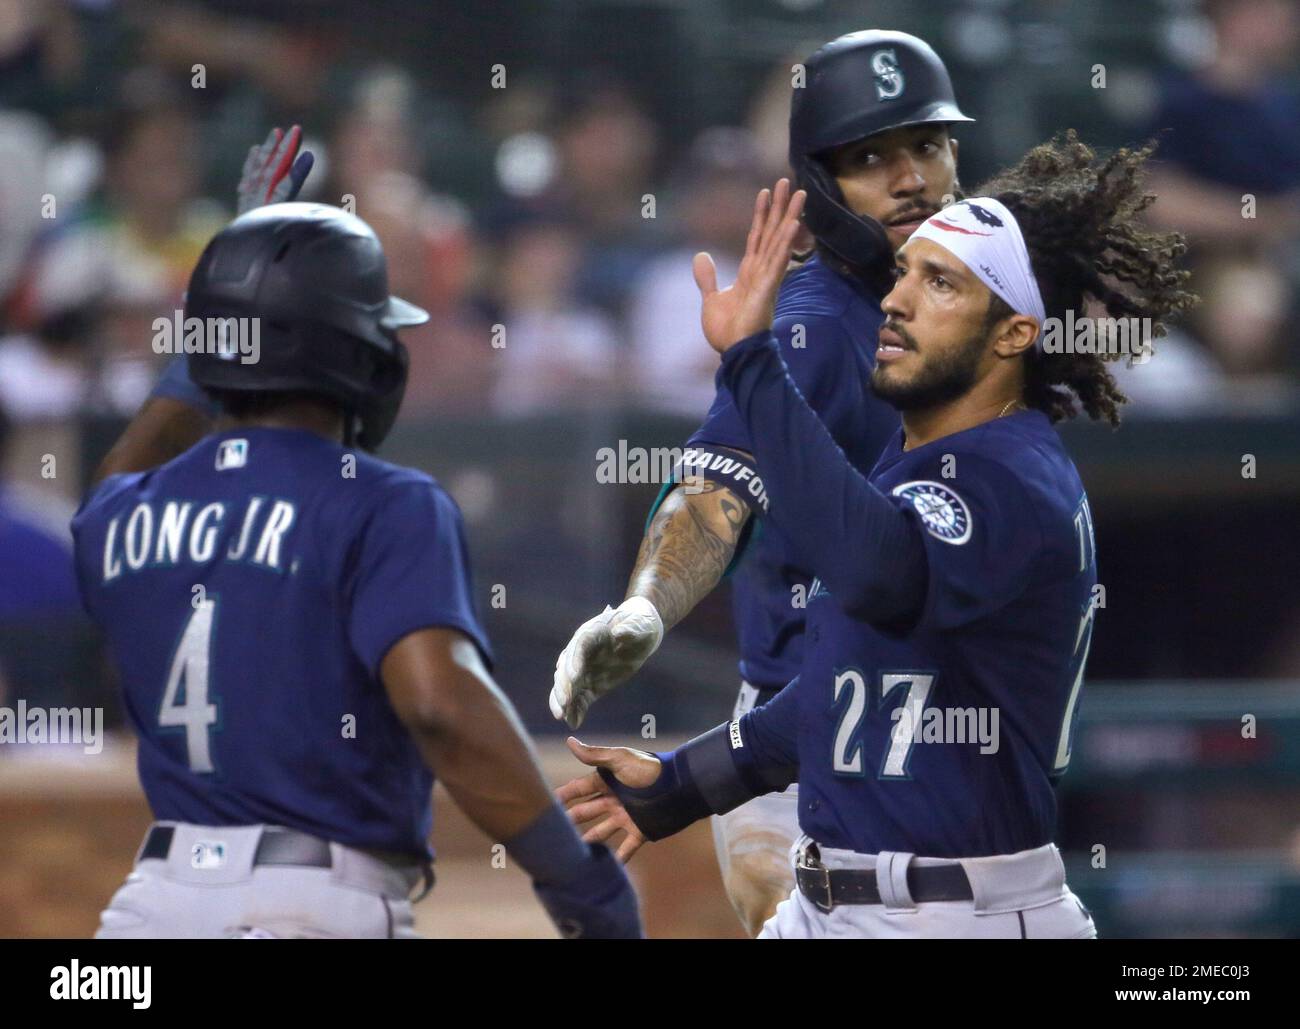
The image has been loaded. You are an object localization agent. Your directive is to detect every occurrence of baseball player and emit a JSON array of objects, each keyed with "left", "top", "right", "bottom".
[
  {"left": 559, "top": 137, "right": 1195, "bottom": 938},
  {"left": 72, "top": 138, "right": 641, "bottom": 938},
  {"left": 549, "top": 30, "right": 973, "bottom": 934}
]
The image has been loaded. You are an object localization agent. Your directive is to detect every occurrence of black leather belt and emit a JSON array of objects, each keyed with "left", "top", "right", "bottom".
[
  {"left": 139, "top": 824, "right": 435, "bottom": 900},
  {"left": 796, "top": 849, "right": 973, "bottom": 912},
  {"left": 141, "top": 825, "right": 333, "bottom": 868}
]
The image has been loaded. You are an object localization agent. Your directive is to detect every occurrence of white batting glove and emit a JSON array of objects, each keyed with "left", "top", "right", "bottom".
[{"left": 550, "top": 597, "right": 665, "bottom": 729}]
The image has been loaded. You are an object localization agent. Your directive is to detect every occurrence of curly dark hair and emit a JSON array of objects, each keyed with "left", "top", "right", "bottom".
[{"left": 977, "top": 131, "right": 1198, "bottom": 425}]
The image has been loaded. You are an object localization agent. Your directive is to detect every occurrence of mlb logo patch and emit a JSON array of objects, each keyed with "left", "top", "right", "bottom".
[
  {"left": 216, "top": 439, "right": 248, "bottom": 470},
  {"left": 191, "top": 841, "right": 227, "bottom": 870}
]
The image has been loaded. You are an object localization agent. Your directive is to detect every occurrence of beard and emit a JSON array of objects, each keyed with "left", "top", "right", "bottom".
[{"left": 869, "top": 322, "right": 987, "bottom": 412}]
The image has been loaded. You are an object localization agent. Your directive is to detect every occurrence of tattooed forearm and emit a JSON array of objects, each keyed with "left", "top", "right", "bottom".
[{"left": 625, "top": 480, "right": 751, "bottom": 630}]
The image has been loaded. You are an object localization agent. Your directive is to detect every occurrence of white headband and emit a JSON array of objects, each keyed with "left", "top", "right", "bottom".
[{"left": 909, "top": 197, "right": 1046, "bottom": 345}]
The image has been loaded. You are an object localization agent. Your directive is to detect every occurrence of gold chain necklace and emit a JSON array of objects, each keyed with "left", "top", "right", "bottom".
[{"left": 998, "top": 399, "right": 1027, "bottom": 418}]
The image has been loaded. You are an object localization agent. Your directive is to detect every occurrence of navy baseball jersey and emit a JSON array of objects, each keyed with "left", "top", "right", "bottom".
[
  {"left": 738, "top": 409, "right": 1097, "bottom": 857},
  {"left": 665, "top": 254, "right": 897, "bottom": 691},
  {"left": 71, "top": 427, "right": 492, "bottom": 859},
  {"left": 722, "top": 332, "right": 1097, "bottom": 857}
]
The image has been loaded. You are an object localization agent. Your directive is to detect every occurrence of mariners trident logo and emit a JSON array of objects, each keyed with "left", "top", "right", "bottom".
[
  {"left": 891, "top": 480, "right": 972, "bottom": 545},
  {"left": 871, "top": 49, "right": 904, "bottom": 100}
]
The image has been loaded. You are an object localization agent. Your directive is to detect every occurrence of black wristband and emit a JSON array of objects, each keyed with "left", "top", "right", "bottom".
[
  {"left": 674, "top": 444, "right": 769, "bottom": 516},
  {"left": 680, "top": 722, "right": 761, "bottom": 813},
  {"left": 598, "top": 722, "right": 768, "bottom": 841}
]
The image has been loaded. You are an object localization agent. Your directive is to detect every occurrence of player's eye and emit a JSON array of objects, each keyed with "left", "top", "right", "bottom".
[
  {"left": 891, "top": 265, "right": 905, "bottom": 280},
  {"left": 931, "top": 275, "right": 951, "bottom": 290}
]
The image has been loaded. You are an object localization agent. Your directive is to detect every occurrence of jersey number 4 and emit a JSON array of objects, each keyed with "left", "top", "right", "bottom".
[{"left": 159, "top": 598, "right": 220, "bottom": 773}]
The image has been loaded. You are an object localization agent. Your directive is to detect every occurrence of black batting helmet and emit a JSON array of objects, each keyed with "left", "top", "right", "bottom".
[
  {"left": 790, "top": 30, "right": 974, "bottom": 291},
  {"left": 184, "top": 202, "right": 427, "bottom": 450}
]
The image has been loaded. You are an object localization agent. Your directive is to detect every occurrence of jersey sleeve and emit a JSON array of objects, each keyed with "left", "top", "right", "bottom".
[
  {"left": 347, "top": 478, "right": 494, "bottom": 676},
  {"left": 70, "top": 473, "right": 139, "bottom": 618},
  {"left": 892, "top": 452, "right": 1043, "bottom": 633},
  {"left": 149, "top": 353, "right": 220, "bottom": 416},
  {"left": 717, "top": 331, "right": 928, "bottom": 628},
  {"left": 736, "top": 674, "right": 801, "bottom": 775}
]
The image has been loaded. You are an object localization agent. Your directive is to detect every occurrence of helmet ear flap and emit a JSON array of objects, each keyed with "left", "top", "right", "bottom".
[
  {"left": 796, "top": 155, "right": 896, "bottom": 296},
  {"left": 352, "top": 339, "right": 409, "bottom": 452}
]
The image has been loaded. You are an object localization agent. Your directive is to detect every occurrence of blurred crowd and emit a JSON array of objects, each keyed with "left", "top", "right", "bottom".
[
  {"left": 0, "top": 3, "right": 784, "bottom": 441},
  {"left": 1115, "top": 0, "right": 1300, "bottom": 411},
  {"left": 2, "top": 2, "right": 1298, "bottom": 442},
  {"left": 2, "top": 0, "right": 1299, "bottom": 709}
]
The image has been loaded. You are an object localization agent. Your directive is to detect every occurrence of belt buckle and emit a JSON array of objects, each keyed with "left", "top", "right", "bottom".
[
  {"left": 797, "top": 851, "right": 834, "bottom": 913},
  {"left": 809, "top": 865, "right": 833, "bottom": 913}
]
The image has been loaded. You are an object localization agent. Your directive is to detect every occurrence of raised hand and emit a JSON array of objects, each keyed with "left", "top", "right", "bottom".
[
  {"left": 236, "top": 125, "right": 315, "bottom": 215},
  {"left": 556, "top": 737, "right": 662, "bottom": 863},
  {"left": 693, "top": 178, "right": 807, "bottom": 354}
]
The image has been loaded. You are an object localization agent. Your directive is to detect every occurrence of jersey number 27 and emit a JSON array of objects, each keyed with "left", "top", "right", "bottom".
[{"left": 832, "top": 669, "right": 935, "bottom": 779}]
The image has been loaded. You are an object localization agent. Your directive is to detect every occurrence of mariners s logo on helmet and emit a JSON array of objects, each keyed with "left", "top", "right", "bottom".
[
  {"left": 891, "top": 481, "right": 972, "bottom": 545},
  {"left": 871, "top": 49, "right": 905, "bottom": 101}
]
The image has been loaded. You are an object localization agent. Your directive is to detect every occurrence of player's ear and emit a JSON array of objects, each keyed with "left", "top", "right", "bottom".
[{"left": 992, "top": 315, "right": 1039, "bottom": 359}]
